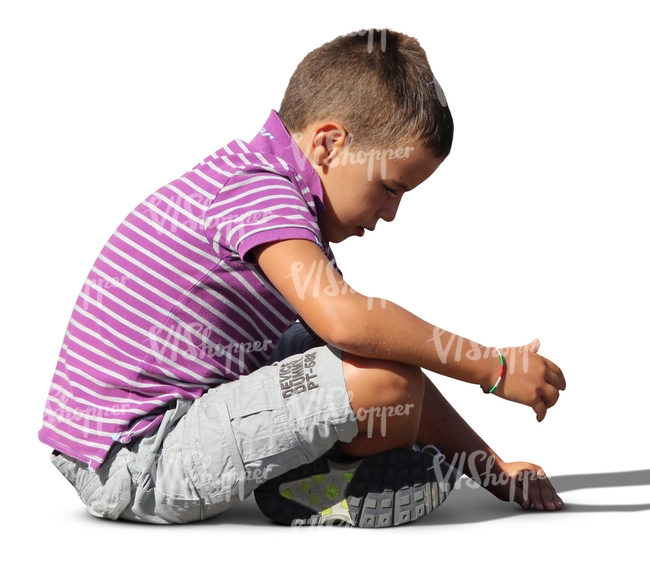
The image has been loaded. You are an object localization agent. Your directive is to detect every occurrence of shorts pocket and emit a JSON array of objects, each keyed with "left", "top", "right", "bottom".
[
  {"left": 230, "top": 408, "right": 298, "bottom": 463},
  {"left": 223, "top": 373, "right": 301, "bottom": 463}
]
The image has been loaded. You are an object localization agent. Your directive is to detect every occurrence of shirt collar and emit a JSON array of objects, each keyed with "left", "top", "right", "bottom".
[{"left": 249, "top": 110, "right": 324, "bottom": 214}]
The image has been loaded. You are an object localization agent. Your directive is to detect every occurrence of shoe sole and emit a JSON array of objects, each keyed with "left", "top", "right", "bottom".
[{"left": 254, "top": 448, "right": 455, "bottom": 527}]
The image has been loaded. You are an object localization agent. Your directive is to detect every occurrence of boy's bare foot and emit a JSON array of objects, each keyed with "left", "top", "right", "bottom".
[{"left": 480, "top": 460, "right": 565, "bottom": 511}]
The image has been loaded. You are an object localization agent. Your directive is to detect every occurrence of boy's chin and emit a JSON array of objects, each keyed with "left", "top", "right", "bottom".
[
  {"left": 319, "top": 225, "right": 362, "bottom": 244},
  {"left": 339, "top": 227, "right": 366, "bottom": 242},
  {"left": 333, "top": 231, "right": 359, "bottom": 244}
]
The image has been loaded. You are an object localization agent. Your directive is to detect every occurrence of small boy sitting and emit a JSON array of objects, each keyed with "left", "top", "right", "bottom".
[{"left": 39, "top": 28, "right": 565, "bottom": 527}]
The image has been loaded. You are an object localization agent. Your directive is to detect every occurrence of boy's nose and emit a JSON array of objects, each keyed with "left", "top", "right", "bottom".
[{"left": 379, "top": 200, "right": 400, "bottom": 223}]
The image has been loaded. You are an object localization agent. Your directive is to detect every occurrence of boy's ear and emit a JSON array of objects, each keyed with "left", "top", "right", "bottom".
[{"left": 310, "top": 122, "right": 349, "bottom": 167}]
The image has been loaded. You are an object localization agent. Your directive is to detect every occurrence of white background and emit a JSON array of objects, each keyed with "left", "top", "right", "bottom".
[{"left": 2, "top": 0, "right": 648, "bottom": 562}]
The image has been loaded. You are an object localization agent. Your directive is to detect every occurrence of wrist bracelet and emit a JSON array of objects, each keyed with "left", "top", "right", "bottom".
[{"left": 483, "top": 347, "right": 505, "bottom": 394}]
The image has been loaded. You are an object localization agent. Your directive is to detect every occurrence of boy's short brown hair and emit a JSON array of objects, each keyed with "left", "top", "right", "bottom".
[{"left": 279, "top": 29, "right": 453, "bottom": 158}]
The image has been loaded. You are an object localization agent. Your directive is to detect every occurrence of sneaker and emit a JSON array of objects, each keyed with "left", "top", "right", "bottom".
[{"left": 254, "top": 448, "right": 456, "bottom": 527}]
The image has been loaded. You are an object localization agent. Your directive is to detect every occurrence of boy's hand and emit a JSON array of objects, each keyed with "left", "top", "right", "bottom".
[
  {"left": 481, "top": 459, "right": 565, "bottom": 511},
  {"left": 493, "top": 340, "right": 566, "bottom": 422}
]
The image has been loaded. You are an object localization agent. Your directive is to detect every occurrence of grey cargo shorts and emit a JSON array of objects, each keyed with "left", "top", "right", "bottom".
[{"left": 51, "top": 338, "right": 358, "bottom": 524}]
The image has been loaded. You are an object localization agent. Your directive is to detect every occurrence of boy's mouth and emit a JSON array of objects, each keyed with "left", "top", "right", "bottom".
[{"left": 356, "top": 227, "right": 365, "bottom": 237}]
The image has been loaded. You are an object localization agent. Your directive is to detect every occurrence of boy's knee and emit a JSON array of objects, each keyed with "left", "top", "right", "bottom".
[
  {"left": 340, "top": 352, "right": 424, "bottom": 421},
  {"left": 338, "top": 353, "right": 423, "bottom": 454}
]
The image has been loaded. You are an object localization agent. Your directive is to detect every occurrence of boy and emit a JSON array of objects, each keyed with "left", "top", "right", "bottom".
[{"left": 39, "top": 28, "right": 565, "bottom": 527}]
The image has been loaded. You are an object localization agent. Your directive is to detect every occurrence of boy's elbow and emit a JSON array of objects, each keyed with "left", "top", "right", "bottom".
[
  {"left": 304, "top": 315, "right": 345, "bottom": 349},
  {"left": 307, "top": 302, "right": 372, "bottom": 353},
  {"left": 318, "top": 323, "right": 352, "bottom": 351}
]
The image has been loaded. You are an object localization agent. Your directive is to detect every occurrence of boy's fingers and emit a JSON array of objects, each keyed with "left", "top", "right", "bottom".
[
  {"left": 528, "top": 481, "right": 549, "bottom": 511},
  {"left": 537, "top": 478, "right": 555, "bottom": 510},
  {"left": 516, "top": 469, "right": 539, "bottom": 509},
  {"left": 534, "top": 402, "right": 547, "bottom": 422},
  {"left": 518, "top": 488, "right": 533, "bottom": 510},
  {"left": 543, "top": 358, "right": 566, "bottom": 390},
  {"left": 510, "top": 466, "right": 564, "bottom": 511},
  {"left": 541, "top": 384, "right": 560, "bottom": 408},
  {"left": 544, "top": 368, "right": 565, "bottom": 391},
  {"left": 531, "top": 475, "right": 563, "bottom": 511},
  {"left": 533, "top": 383, "right": 560, "bottom": 417}
]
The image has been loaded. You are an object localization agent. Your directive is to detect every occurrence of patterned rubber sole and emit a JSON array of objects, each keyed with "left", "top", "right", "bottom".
[{"left": 254, "top": 448, "right": 455, "bottom": 527}]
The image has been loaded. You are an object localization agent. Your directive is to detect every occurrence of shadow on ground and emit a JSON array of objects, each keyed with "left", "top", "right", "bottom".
[{"left": 206, "top": 468, "right": 650, "bottom": 527}]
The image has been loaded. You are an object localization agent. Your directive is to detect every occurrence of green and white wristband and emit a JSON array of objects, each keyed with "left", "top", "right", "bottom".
[{"left": 483, "top": 347, "right": 505, "bottom": 394}]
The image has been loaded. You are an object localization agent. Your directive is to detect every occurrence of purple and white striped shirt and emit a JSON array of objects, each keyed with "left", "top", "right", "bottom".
[{"left": 39, "top": 111, "right": 337, "bottom": 470}]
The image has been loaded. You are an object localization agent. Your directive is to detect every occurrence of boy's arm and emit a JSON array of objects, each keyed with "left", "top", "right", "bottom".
[
  {"left": 296, "top": 314, "right": 327, "bottom": 347},
  {"left": 255, "top": 238, "right": 565, "bottom": 421}
]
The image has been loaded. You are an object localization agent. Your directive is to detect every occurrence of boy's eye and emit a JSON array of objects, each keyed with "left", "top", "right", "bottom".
[{"left": 383, "top": 185, "right": 398, "bottom": 197}]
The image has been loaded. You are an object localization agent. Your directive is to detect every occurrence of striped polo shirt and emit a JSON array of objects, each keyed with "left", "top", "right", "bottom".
[{"left": 39, "top": 111, "right": 337, "bottom": 470}]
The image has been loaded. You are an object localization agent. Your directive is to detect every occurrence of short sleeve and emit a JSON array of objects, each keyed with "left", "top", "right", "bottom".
[{"left": 205, "top": 170, "right": 323, "bottom": 263}]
